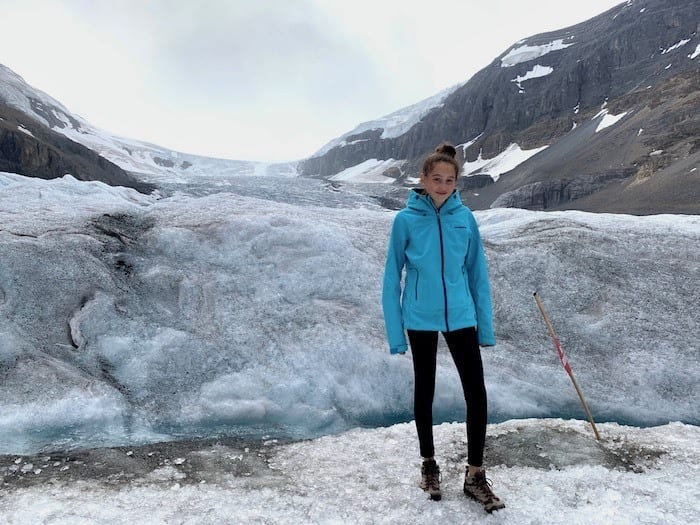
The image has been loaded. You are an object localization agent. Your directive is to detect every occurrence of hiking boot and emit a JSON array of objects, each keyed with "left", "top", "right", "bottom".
[
  {"left": 420, "top": 459, "right": 442, "bottom": 501},
  {"left": 463, "top": 469, "right": 505, "bottom": 513}
]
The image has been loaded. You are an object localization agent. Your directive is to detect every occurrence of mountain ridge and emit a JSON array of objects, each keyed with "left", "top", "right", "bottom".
[
  {"left": 299, "top": 0, "right": 700, "bottom": 214},
  {"left": 0, "top": 64, "right": 297, "bottom": 184}
]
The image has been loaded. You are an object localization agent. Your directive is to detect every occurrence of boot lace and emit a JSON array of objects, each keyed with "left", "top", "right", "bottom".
[{"left": 467, "top": 472, "right": 498, "bottom": 501}]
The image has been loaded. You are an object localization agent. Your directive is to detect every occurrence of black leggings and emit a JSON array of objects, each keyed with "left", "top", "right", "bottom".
[{"left": 407, "top": 327, "right": 487, "bottom": 466}]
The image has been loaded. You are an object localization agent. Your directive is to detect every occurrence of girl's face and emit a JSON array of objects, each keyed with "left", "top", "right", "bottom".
[{"left": 420, "top": 161, "right": 457, "bottom": 208}]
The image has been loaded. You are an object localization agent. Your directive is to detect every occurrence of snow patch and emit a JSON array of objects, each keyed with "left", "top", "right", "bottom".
[
  {"left": 17, "top": 125, "right": 34, "bottom": 137},
  {"left": 511, "top": 65, "right": 554, "bottom": 91},
  {"left": 464, "top": 143, "right": 548, "bottom": 181},
  {"left": 501, "top": 39, "right": 574, "bottom": 67},
  {"left": 457, "top": 134, "right": 484, "bottom": 156},
  {"left": 661, "top": 39, "right": 690, "bottom": 54},
  {"left": 689, "top": 44, "right": 700, "bottom": 60},
  {"left": 595, "top": 110, "right": 628, "bottom": 133},
  {"left": 329, "top": 158, "right": 400, "bottom": 183}
]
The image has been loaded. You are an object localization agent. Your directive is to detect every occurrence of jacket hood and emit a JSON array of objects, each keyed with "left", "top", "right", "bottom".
[{"left": 407, "top": 189, "right": 462, "bottom": 214}]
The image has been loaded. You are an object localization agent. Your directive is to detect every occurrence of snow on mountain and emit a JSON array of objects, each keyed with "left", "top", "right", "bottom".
[
  {"left": 594, "top": 109, "right": 629, "bottom": 133},
  {"left": 463, "top": 143, "right": 549, "bottom": 181},
  {"left": 0, "top": 64, "right": 297, "bottom": 182},
  {"left": 312, "top": 83, "right": 461, "bottom": 158},
  {"left": 328, "top": 158, "right": 401, "bottom": 183},
  {"left": 661, "top": 38, "right": 691, "bottom": 54},
  {"left": 689, "top": 43, "right": 700, "bottom": 59},
  {"left": 511, "top": 64, "right": 554, "bottom": 92},
  {"left": 500, "top": 37, "right": 576, "bottom": 67}
]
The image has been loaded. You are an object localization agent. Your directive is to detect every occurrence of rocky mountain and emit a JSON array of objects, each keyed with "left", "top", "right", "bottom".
[
  {"left": 0, "top": 102, "right": 154, "bottom": 193},
  {"left": 300, "top": 0, "right": 700, "bottom": 214},
  {"left": 0, "top": 64, "right": 296, "bottom": 186},
  {"left": 0, "top": 64, "right": 155, "bottom": 191}
]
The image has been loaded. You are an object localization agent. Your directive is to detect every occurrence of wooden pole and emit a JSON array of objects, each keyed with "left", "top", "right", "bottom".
[{"left": 533, "top": 292, "right": 601, "bottom": 441}]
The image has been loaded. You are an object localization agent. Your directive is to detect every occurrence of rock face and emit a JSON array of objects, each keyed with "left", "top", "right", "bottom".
[
  {"left": 300, "top": 0, "right": 700, "bottom": 214},
  {"left": 0, "top": 103, "right": 154, "bottom": 193}
]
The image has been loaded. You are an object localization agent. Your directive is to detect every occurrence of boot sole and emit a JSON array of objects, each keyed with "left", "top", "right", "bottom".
[{"left": 463, "top": 488, "right": 505, "bottom": 513}]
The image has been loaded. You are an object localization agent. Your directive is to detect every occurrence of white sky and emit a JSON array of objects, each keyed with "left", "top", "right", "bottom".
[{"left": 1, "top": 0, "right": 624, "bottom": 162}]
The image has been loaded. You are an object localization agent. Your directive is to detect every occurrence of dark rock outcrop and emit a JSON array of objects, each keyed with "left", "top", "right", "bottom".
[
  {"left": 0, "top": 104, "right": 154, "bottom": 193},
  {"left": 491, "top": 169, "right": 635, "bottom": 209},
  {"left": 153, "top": 157, "right": 175, "bottom": 168}
]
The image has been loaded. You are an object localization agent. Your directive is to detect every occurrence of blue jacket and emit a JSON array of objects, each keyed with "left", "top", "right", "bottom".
[{"left": 382, "top": 190, "right": 496, "bottom": 354}]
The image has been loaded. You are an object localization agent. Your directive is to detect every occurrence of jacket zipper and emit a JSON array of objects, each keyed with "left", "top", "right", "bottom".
[{"left": 435, "top": 208, "right": 450, "bottom": 332}]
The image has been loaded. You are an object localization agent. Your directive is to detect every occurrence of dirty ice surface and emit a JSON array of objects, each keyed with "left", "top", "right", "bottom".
[{"left": 2, "top": 419, "right": 699, "bottom": 524}]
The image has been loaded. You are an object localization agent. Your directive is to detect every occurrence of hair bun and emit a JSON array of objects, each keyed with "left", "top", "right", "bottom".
[{"left": 435, "top": 142, "right": 456, "bottom": 159}]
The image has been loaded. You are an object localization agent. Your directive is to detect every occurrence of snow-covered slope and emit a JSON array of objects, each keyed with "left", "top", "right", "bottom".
[
  {"left": 311, "top": 83, "right": 460, "bottom": 158},
  {"left": 0, "top": 64, "right": 297, "bottom": 182}
]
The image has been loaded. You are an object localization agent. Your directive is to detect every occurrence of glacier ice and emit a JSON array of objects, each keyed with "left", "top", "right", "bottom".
[{"left": 0, "top": 171, "right": 698, "bottom": 454}]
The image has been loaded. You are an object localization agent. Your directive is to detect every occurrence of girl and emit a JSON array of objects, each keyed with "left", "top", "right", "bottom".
[{"left": 382, "top": 142, "right": 505, "bottom": 512}]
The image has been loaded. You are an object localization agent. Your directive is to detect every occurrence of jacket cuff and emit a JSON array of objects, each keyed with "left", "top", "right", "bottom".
[
  {"left": 390, "top": 343, "right": 408, "bottom": 355},
  {"left": 478, "top": 337, "right": 496, "bottom": 347}
]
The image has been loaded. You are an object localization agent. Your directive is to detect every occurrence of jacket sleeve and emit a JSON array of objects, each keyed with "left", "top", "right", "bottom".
[
  {"left": 465, "top": 212, "right": 496, "bottom": 346},
  {"left": 382, "top": 214, "right": 408, "bottom": 354}
]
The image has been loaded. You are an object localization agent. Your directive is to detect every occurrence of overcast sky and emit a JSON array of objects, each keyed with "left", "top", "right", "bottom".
[{"left": 1, "top": 0, "right": 624, "bottom": 162}]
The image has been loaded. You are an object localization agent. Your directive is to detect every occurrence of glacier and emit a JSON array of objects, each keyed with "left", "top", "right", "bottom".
[
  {"left": 1, "top": 171, "right": 698, "bottom": 457},
  {"left": 1, "top": 171, "right": 699, "bottom": 523}
]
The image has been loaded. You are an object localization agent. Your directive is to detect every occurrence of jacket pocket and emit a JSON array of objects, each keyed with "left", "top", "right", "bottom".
[
  {"left": 449, "top": 224, "right": 471, "bottom": 257},
  {"left": 462, "top": 266, "right": 474, "bottom": 302},
  {"left": 405, "top": 267, "right": 419, "bottom": 305}
]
